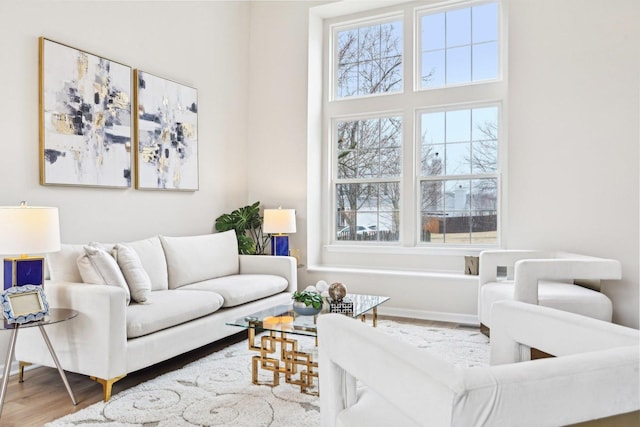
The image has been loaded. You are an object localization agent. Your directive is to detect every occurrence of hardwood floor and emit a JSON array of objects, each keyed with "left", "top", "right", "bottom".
[{"left": 0, "top": 317, "right": 468, "bottom": 426}]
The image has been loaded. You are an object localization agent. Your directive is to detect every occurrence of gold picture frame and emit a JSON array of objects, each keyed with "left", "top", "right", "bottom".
[{"left": 39, "top": 37, "right": 132, "bottom": 188}]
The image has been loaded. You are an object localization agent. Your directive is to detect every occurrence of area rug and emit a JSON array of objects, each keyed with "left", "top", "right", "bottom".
[{"left": 46, "top": 320, "right": 489, "bottom": 426}]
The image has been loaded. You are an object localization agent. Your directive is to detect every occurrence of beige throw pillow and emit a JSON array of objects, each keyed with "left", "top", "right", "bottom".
[
  {"left": 77, "top": 245, "right": 131, "bottom": 305},
  {"left": 114, "top": 244, "right": 152, "bottom": 303}
]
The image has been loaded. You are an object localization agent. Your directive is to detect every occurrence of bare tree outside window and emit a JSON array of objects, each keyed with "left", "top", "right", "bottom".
[{"left": 334, "top": 19, "right": 404, "bottom": 242}]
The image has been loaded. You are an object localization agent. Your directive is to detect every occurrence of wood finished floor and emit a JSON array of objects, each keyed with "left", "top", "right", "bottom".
[{"left": 1, "top": 316, "right": 461, "bottom": 426}]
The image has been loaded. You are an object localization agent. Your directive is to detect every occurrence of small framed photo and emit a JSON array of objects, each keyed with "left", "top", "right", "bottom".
[{"left": 1, "top": 285, "right": 50, "bottom": 323}]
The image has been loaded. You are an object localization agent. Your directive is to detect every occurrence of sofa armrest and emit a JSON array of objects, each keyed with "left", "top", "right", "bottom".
[
  {"left": 239, "top": 255, "right": 297, "bottom": 293},
  {"left": 479, "top": 250, "right": 546, "bottom": 285},
  {"left": 513, "top": 256, "right": 622, "bottom": 304},
  {"left": 490, "top": 300, "right": 639, "bottom": 364},
  {"left": 15, "top": 280, "right": 128, "bottom": 381},
  {"left": 318, "top": 314, "right": 463, "bottom": 427}
]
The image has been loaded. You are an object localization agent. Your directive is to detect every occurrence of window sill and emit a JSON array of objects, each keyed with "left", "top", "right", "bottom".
[
  {"left": 325, "top": 243, "right": 493, "bottom": 257},
  {"left": 306, "top": 263, "right": 479, "bottom": 282}
]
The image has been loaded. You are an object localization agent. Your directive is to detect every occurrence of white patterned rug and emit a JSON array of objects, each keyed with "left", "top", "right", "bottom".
[{"left": 46, "top": 320, "right": 488, "bottom": 426}]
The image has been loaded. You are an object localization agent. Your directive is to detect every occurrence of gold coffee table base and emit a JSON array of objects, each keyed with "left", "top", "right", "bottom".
[{"left": 248, "top": 327, "right": 318, "bottom": 396}]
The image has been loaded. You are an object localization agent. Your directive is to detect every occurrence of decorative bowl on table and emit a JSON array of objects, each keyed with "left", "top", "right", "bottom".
[
  {"left": 291, "top": 289, "right": 324, "bottom": 316},
  {"left": 292, "top": 301, "right": 322, "bottom": 316}
]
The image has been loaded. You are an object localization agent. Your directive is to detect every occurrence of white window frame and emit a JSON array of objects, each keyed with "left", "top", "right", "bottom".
[{"left": 315, "top": 0, "right": 507, "bottom": 261}]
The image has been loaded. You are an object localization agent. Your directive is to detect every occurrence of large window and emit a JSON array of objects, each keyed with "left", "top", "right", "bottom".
[
  {"left": 419, "top": 106, "right": 498, "bottom": 243},
  {"left": 326, "top": 0, "right": 502, "bottom": 247}
]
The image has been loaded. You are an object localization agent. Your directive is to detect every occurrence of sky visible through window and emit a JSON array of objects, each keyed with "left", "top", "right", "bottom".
[
  {"left": 331, "top": 1, "right": 500, "bottom": 244},
  {"left": 420, "top": 2, "right": 498, "bottom": 88}
]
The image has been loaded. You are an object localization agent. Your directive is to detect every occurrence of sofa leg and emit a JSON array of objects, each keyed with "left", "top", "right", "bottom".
[
  {"left": 18, "top": 362, "right": 32, "bottom": 383},
  {"left": 90, "top": 375, "right": 126, "bottom": 401}
]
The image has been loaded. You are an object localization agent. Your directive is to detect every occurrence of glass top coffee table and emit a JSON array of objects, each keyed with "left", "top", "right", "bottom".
[{"left": 227, "top": 293, "right": 389, "bottom": 395}]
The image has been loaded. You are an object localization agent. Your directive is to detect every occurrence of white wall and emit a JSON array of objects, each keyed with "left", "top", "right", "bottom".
[
  {"left": 0, "top": 0, "right": 252, "bottom": 367},
  {"left": 506, "top": 0, "right": 639, "bottom": 327},
  {"left": 247, "top": 0, "right": 639, "bottom": 328}
]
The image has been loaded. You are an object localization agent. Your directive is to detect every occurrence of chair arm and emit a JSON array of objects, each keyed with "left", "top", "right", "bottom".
[
  {"left": 513, "top": 257, "right": 622, "bottom": 304},
  {"left": 318, "top": 314, "right": 464, "bottom": 427},
  {"left": 15, "top": 280, "right": 128, "bottom": 380},
  {"left": 478, "top": 250, "right": 546, "bottom": 285},
  {"left": 490, "top": 300, "right": 639, "bottom": 364},
  {"left": 239, "top": 255, "right": 297, "bottom": 292}
]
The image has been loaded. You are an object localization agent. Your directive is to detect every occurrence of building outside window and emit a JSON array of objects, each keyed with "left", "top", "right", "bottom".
[{"left": 327, "top": 0, "right": 503, "bottom": 247}]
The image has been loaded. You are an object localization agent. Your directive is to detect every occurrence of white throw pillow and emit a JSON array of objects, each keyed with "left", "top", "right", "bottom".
[
  {"left": 114, "top": 243, "right": 152, "bottom": 303},
  {"left": 77, "top": 245, "right": 131, "bottom": 305}
]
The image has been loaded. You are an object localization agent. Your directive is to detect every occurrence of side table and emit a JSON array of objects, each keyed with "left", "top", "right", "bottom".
[{"left": 0, "top": 308, "right": 78, "bottom": 416}]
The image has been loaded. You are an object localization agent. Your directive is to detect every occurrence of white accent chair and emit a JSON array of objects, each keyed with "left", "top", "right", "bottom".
[
  {"left": 478, "top": 250, "right": 621, "bottom": 335},
  {"left": 318, "top": 301, "right": 640, "bottom": 427}
]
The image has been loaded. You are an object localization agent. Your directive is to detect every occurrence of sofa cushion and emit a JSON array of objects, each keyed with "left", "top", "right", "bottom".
[
  {"left": 122, "top": 237, "right": 168, "bottom": 291},
  {"left": 480, "top": 280, "right": 613, "bottom": 326},
  {"left": 114, "top": 244, "right": 152, "bottom": 303},
  {"left": 126, "top": 289, "right": 224, "bottom": 338},
  {"left": 179, "top": 274, "right": 288, "bottom": 307},
  {"left": 77, "top": 245, "right": 131, "bottom": 305},
  {"left": 160, "top": 231, "right": 239, "bottom": 289},
  {"left": 47, "top": 244, "right": 85, "bottom": 282}
]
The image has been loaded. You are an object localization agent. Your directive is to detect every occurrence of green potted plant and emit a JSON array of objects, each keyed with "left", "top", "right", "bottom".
[
  {"left": 291, "top": 290, "right": 324, "bottom": 316},
  {"left": 215, "top": 201, "right": 270, "bottom": 255}
]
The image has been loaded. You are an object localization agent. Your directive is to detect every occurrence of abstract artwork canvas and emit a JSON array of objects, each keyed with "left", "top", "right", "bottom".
[
  {"left": 134, "top": 70, "right": 198, "bottom": 191},
  {"left": 40, "top": 38, "right": 132, "bottom": 188}
]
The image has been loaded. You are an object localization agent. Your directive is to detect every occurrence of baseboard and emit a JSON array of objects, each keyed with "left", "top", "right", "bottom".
[{"left": 377, "top": 306, "right": 479, "bottom": 326}]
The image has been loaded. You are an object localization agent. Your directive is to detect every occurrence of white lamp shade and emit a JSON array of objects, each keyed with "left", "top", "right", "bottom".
[
  {"left": 263, "top": 208, "right": 296, "bottom": 234},
  {"left": 0, "top": 205, "right": 61, "bottom": 255}
]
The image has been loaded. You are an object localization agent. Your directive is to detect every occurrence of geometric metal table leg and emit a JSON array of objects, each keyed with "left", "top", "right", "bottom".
[
  {"left": 0, "top": 327, "right": 19, "bottom": 417},
  {"left": 38, "top": 325, "right": 77, "bottom": 405}
]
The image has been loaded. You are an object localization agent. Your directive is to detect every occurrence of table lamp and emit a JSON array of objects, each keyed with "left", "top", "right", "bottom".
[
  {"left": 0, "top": 202, "right": 60, "bottom": 289},
  {"left": 263, "top": 208, "right": 296, "bottom": 256}
]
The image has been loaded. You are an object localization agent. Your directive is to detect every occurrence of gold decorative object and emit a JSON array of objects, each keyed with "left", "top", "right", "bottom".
[{"left": 247, "top": 326, "right": 318, "bottom": 396}]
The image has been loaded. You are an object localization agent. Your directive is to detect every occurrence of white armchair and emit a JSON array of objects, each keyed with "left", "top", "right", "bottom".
[
  {"left": 318, "top": 301, "right": 639, "bottom": 427},
  {"left": 478, "top": 250, "right": 621, "bottom": 334}
]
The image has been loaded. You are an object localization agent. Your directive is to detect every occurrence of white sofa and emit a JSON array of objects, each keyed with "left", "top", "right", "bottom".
[
  {"left": 318, "top": 300, "right": 639, "bottom": 427},
  {"left": 14, "top": 230, "right": 297, "bottom": 400},
  {"left": 478, "top": 250, "right": 621, "bottom": 332}
]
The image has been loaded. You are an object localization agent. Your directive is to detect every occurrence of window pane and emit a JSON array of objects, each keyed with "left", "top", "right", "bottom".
[
  {"left": 421, "top": 144, "right": 444, "bottom": 176},
  {"left": 422, "top": 13, "right": 445, "bottom": 50},
  {"left": 472, "top": 42, "right": 498, "bottom": 81},
  {"left": 420, "top": 180, "right": 443, "bottom": 211},
  {"left": 471, "top": 107, "right": 497, "bottom": 141},
  {"left": 472, "top": 3, "right": 498, "bottom": 43},
  {"left": 471, "top": 107, "right": 498, "bottom": 174},
  {"left": 421, "top": 111, "right": 445, "bottom": 144},
  {"left": 445, "top": 142, "right": 471, "bottom": 175},
  {"left": 470, "top": 178, "right": 497, "bottom": 243},
  {"left": 336, "top": 182, "right": 399, "bottom": 242},
  {"left": 336, "top": 19, "right": 403, "bottom": 98},
  {"left": 446, "top": 45, "right": 471, "bottom": 85},
  {"left": 445, "top": 109, "right": 470, "bottom": 142},
  {"left": 446, "top": 8, "right": 471, "bottom": 47},
  {"left": 421, "top": 50, "right": 445, "bottom": 87}
]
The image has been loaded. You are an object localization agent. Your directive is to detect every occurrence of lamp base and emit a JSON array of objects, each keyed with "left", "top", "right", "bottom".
[
  {"left": 4, "top": 256, "right": 45, "bottom": 289},
  {"left": 271, "top": 235, "right": 289, "bottom": 256}
]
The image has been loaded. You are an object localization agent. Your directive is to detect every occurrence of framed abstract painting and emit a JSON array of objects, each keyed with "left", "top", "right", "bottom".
[
  {"left": 134, "top": 70, "right": 199, "bottom": 191},
  {"left": 39, "top": 38, "right": 132, "bottom": 188}
]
